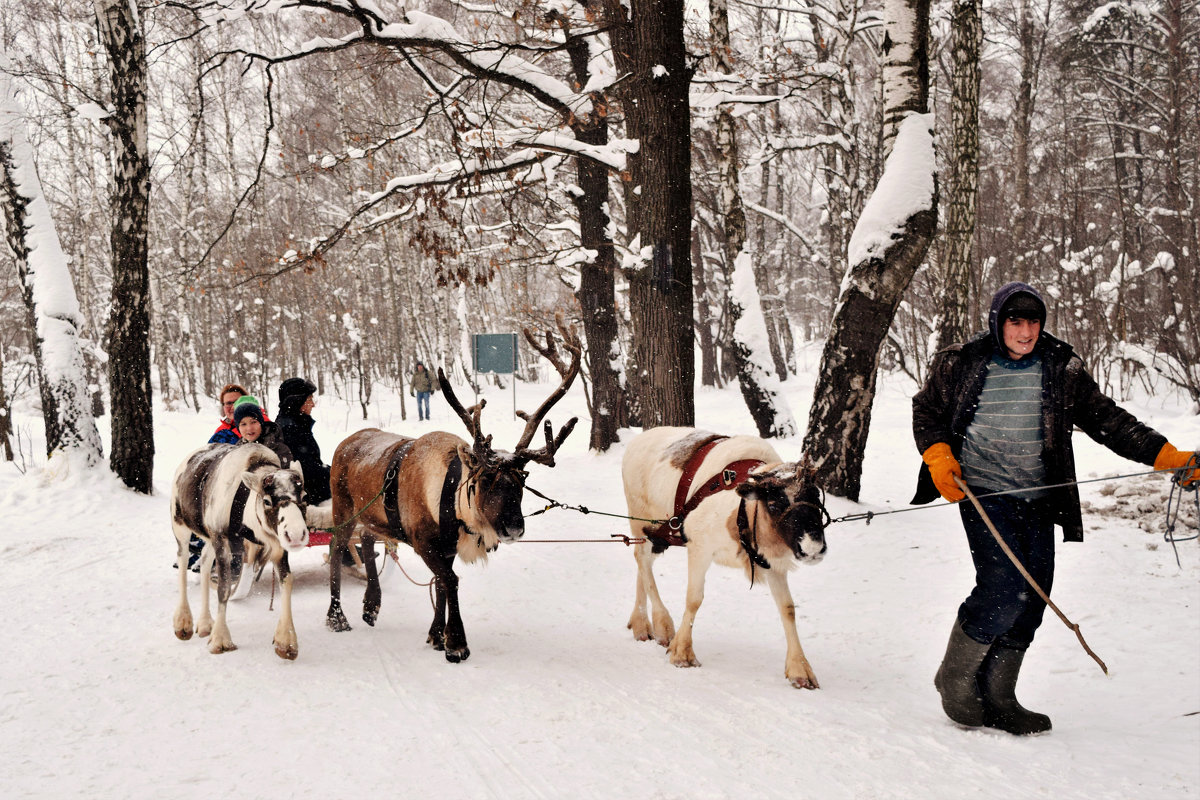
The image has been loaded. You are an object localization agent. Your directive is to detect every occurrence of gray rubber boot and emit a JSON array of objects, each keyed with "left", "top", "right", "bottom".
[
  {"left": 934, "top": 622, "right": 991, "bottom": 727},
  {"left": 979, "top": 644, "right": 1052, "bottom": 735}
]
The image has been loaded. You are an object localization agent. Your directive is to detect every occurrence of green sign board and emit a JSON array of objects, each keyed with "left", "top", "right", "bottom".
[{"left": 472, "top": 333, "right": 517, "bottom": 374}]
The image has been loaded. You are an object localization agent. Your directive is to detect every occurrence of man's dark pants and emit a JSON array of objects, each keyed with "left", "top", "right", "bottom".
[{"left": 958, "top": 491, "right": 1055, "bottom": 650}]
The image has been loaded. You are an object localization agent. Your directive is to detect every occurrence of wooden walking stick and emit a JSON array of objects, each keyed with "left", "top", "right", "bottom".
[{"left": 953, "top": 476, "right": 1108, "bottom": 675}]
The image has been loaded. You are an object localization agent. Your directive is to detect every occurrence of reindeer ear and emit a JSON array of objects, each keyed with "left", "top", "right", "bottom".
[
  {"left": 241, "top": 471, "right": 265, "bottom": 495},
  {"left": 456, "top": 442, "right": 476, "bottom": 469}
]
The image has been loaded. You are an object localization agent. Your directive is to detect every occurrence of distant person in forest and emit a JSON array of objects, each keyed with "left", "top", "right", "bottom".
[
  {"left": 912, "top": 281, "right": 1197, "bottom": 736},
  {"left": 208, "top": 383, "right": 248, "bottom": 444},
  {"left": 276, "top": 377, "right": 331, "bottom": 507},
  {"left": 233, "top": 396, "right": 292, "bottom": 468},
  {"left": 411, "top": 361, "right": 437, "bottom": 421}
]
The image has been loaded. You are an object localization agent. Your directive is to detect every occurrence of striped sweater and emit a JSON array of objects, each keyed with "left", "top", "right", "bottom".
[{"left": 960, "top": 353, "right": 1047, "bottom": 499}]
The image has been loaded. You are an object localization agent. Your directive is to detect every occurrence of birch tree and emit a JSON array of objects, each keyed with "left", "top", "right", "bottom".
[
  {"left": 95, "top": 0, "right": 153, "bottom": 492},
  {"left": 0, "top": 55, "right": 103, "bottom": 466},
  {"left": 935, "top": 0, "right": 981, "bottom": 352},
  {"left": 802, "top": 0, "right": 938, "bottom": 500}
]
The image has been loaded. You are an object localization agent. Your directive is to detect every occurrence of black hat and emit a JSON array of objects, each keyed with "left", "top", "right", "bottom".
[
  {"left": 999, "top": 292, "right": 1045, "bottom": 322},
  {"left": 278, "top": 377, "right": 316, "bottom": 404}
]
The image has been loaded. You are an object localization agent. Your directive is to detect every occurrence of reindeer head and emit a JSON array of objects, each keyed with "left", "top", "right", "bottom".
[
  {"left": 439, "top": 314, "right": 582, "bottom": 544},
  {"left": 735, "top": 457, "right": 828, "bottom": 563},
  {"left": 243, "top": 467, "right": 310, "bottom": 553}
]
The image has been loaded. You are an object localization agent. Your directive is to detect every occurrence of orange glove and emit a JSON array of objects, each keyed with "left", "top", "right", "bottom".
[
  {"left": 923, "top": 442, "right": 965, "bottom": 502},
  {"left": 1155, "top": 443, "right": 1199, "bottom": 487}
]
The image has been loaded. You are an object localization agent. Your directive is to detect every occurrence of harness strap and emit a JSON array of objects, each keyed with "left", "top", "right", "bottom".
[
  {"left": 439, "top": 455, "right": 464, "bottom": 549},
  {"left": 229, "top": 482, "right": 254, "bottom": 542},
  {"left": 645, "top": 436, "right": 764, "bottom": 551},
  {"left": 736, "top": 498, "right": 772, "bottom": 583},
  {"left": 382, "top": 440, "right": 416, "bottom": 542}
]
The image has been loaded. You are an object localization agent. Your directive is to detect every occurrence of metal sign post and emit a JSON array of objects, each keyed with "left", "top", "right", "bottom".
[{"left": 472, "top": 333, "right": 518, "bottom": 419}]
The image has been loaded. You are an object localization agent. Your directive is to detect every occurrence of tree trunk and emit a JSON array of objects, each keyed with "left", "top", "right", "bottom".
[
  {"left": 0, "top": 59, "right": 103, "bottom": 466},
  {"left": 709, "top": 0, "right": 792, "bottom": 435},
  {"left": 604, "top": 0, "right": 695, "bottom": 428},
  {"left": 935, "top": 0, "right": 981, "bottom": 353},
  {"left": 96, "top": 0, "right": 154, "bottom": 493},
  {"left": 802, "top": 0, "right": 937, "bottom": 500},
  {"left": 1009, "top": 0, "right": 1037, "bottom": 273},
  {"left": 565, "top": 10, "right": 629, "bottom": 451}
]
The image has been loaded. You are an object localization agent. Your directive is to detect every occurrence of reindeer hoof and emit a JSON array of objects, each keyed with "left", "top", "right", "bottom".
[
  {"left": 445, "top": 646, "right": 470, "bottom": 663},
  {"left": 427, "top": 632, "right": 445, "bottom": 651},
  {"left": 362, "top": 608, "right": 378, "bottom": 627},
  {"left": 274, "top": 641, "right": 299, "bottom": 660},
  {"left": 174, "top": 627, "right": 193, "bottom": 641},
  {"left": 789, "top": 676, "right": 818, "bottom": 690},
  {"left": 208, "top": 640, "right": 237, "bottom": 655},
  {"left": 327, "top": 604, "right": 351, "bottom": 632}
]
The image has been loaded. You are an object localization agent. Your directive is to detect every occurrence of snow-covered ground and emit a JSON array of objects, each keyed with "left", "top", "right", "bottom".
[{"left": 1, "top": 359, "right": 1196, "bottom": 799}]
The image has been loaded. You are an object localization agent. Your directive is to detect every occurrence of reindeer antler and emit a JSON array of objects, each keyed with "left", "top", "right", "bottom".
[
  {"left": 437, "top": 368, "right": 491, "bottom": 454},
  {"left": 513, "top": 313, "right": 582, "bottom": 466}
]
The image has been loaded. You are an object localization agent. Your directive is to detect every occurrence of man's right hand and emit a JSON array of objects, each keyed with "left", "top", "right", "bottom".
[{"left": 922, "top": 442, "right": 966, "bottom": 502}]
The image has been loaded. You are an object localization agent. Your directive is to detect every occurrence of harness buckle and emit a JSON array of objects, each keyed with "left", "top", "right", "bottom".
[
  {"left": 722, "top": 468, "right": 737, "bottom": 485},
  {"left": 668, "top": 515, "right": 682, "bottom": 531}
]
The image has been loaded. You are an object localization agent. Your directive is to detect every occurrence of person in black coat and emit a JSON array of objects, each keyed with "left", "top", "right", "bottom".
[
  {"left": 276, "top": 377, "right": 331, "bottom": 506},
  {"left": 913, "top": 281, "right": 1196, "bottom": 735}
]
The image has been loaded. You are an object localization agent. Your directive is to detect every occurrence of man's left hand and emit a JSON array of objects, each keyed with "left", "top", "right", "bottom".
[{"left": 1155, "top": 443, "right": 1199, "bottom": 486}]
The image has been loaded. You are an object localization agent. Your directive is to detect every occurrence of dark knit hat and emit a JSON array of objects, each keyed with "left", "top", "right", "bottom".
[
  {"left": 233, "top": 400, "right": 264, "bottom": 426},
  {"left": 999, "top": 292, "right": 1045, "bottom": 322},
  {"left": 278, "top": 377, "right": 316, "bottom": 405}
]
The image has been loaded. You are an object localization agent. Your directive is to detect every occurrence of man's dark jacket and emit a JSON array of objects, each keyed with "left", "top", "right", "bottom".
[
  {"left": 277, "top": 402, "right": 331, "bottom": 506},
  {"left": 912, "top": 330, "right": 1166, "bottom": 541}
]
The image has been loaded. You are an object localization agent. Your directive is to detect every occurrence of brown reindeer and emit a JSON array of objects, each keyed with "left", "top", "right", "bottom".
[{"left": 326, "top": 319, "right": 581, "bottom": 662}]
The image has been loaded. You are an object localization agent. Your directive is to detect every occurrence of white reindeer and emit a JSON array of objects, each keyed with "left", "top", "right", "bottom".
[{"left": 623, "top": 427, "right": 828, "bottom": 688}]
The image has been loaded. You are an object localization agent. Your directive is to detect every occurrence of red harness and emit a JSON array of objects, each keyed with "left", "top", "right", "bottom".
[{"left": 645, "top": 437, "right": 763, "bottom": 549}]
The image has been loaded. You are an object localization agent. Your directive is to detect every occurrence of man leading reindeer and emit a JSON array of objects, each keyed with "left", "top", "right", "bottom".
[{"left": 912, "top": 281, "right": 1197, "bottom": 735}]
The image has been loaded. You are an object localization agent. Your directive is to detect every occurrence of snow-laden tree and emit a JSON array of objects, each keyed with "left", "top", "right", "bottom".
[
  {"left": 802, "top": 0, "right": 938, "bottom": 500},
  {"left": 729, "top": 252, "right": 797, "bottom": 438},
  {"left": 0, "top": 54, "right": 103, "bottom": 466}
]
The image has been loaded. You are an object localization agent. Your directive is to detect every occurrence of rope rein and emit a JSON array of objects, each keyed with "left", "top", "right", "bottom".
[{"left": 518, "top": 463, "right": 1197, "bottom": 544}]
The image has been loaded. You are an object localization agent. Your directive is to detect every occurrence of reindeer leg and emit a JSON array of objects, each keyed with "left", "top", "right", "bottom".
[
  {"left": 433, "top": 552, "right": 469, "bottom": 663},
  {"left": 208, "top": 540, "right": 237, "bottom": 654},
  {"left": 273, "top": 553, "right": 299, "bottom": 660},
  {"left": 424, "top": 545, "right": 449, "bottom": 651},
  {"left": 627, "top": 540, "right": 655, "bottom": 642},
  {"left": 361, "top": 533, "right": 381, "bottom": 626},
  {"left": 667, "top": 545, "right": 712, "bottom": 668},
  {"left": 765, "top": 569, "right": 819, "bottom": 689},
  {"left": 326, "top": 525, "right": 352, "bottom": 632},
  {"left": 172, "top": 523, "right": 194, "bottom": 640},
  {"left": 634, "top": 542, "right": 676, "bottom": 647},
  {"left": 196, "top": 542, "right": 216, "bottom": 639}
]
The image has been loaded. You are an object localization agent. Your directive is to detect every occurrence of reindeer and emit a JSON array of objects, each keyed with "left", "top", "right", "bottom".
[
  {"left": 326, "top": 319, "right": 581, "bottom": 662},
  {"left": 622, "top": 428, "right": 829, "bottom": 688},
  {"left": 171, "top": 443, "right": 310, "bottom": 659}
]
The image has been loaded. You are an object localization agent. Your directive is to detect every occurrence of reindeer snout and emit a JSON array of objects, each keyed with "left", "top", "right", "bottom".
[
  {"left": 279, "top": 507, "right": 310, "bottom": 552},
  {"left": 499, "top": 520, "right": 524, "bottom": 542},
  {"left": 795, "top": 534, "right": 827, "bottom": 563}
]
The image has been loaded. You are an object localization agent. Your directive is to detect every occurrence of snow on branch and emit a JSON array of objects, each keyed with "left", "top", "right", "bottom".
[{"left": 846, "top": 112, "right": 935, "bottom": 273}]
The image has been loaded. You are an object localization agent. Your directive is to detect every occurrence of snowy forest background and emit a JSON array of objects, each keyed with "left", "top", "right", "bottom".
[{"left": 0, "top": 0, "right": 1197, "bottom": 487}]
